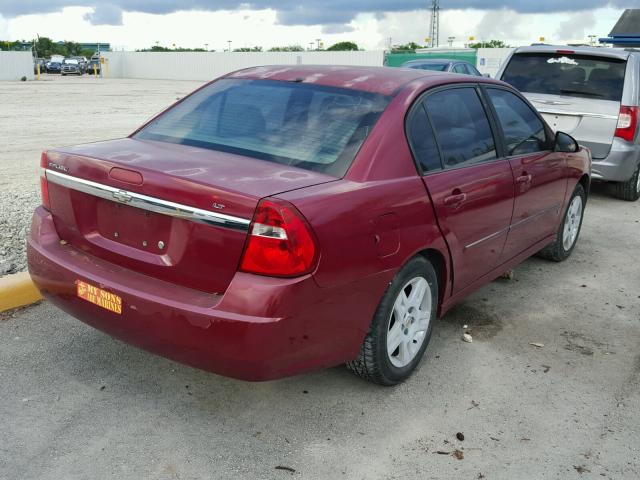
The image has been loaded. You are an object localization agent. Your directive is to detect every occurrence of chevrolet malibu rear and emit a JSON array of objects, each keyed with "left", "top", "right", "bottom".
[{"left": 28, "top": 66, "right": 407, "bottom": 381}]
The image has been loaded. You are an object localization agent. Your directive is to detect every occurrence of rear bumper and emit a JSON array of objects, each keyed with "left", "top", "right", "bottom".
[
  {"left": 27, "top": 207, "right": 384, "bottom": 381},
  {"left": 591, "top": 138, "right": 640, "bottom": 182}
]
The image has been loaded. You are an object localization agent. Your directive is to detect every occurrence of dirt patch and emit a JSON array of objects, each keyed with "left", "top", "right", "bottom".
[
  {"left": 561, "top": 331, "right": 608, "bottom": 356},
  {"left": 443, "top": 304, "right": 504, "bottom": 340}
]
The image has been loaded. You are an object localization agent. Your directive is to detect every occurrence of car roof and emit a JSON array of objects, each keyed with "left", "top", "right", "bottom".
[
  {"left": 403, "top": 59, "right": 455, "bottom": 65},
  {"left": 513, "top": 44, "right": 632, "bottom": 60},
  {"left": 225, "top": 65, "right": 492, "bottom": 96}
]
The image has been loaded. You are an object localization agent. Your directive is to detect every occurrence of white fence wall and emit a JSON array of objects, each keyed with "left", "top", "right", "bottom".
[
  {"left": 476, "top": 48, "right": 515, "bottom": 77},
  {"left": 0, "top": 52, "right": 34, "bottom": 81},
  {"left": 102, "top": 51, "right": 385, "bottom": 81}
]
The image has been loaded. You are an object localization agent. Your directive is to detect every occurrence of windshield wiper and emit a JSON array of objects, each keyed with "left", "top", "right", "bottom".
[{"left": 559, "top": 89, "right": 604, "bottom": 98}]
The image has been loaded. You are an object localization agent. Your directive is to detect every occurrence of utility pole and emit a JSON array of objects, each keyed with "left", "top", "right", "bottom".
[
  {"left": 429, "top": 0, "right": 440, "bottom": 48},
  {"left": 227, "top": 40, "right": 232, "bottom": 52},
  {"left": 316, "top": 38, "right": 321, "bottom": 50}
]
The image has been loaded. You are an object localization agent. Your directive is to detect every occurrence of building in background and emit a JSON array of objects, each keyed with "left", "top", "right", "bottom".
[{"left": 599, "top": 9, "right": 640, "bottom": 47}]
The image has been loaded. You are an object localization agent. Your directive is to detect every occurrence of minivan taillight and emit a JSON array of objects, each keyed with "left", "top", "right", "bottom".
[
  {"left": 40, "top": 151, "right": 51, "bottom": 210},
  {"left": 615, "top": 106, "right": 638, "bottom": 143},
  {"left": 240, "top": 199, "right": 317, "bottom": 277}
]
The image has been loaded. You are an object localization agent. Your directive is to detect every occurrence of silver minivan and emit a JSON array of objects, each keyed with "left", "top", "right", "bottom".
[{"left": 497, "top": 45, "right": 640, "bottom": 201}]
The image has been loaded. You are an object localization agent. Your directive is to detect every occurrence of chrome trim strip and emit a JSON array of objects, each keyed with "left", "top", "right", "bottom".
[
  {"left": 464, "top": 227, "right": 509, "bottom": 250},
  {"left": 536, "top": 108, "right": 618, "bottom": 120},
  {"left": 509, "top": 203, "right": 562, "bottom": 231},
  {"left": 45, "top": 169, "right": 251, "bottom": 232},
  {"left": 464, "top": 203, "right": 562, "bottom": 250}
]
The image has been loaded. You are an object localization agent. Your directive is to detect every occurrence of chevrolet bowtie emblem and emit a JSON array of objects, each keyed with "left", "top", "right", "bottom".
[{"left": 112, "top": 190, "right": 133, "bottom": 203}]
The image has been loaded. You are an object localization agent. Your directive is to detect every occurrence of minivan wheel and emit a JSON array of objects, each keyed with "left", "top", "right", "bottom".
[
  {"left": 346, "top": 256, "right": 438, "bottom": 385},
  {"left": 538, "top": 183, "right": 585, "bottom": 262},
  {"left": 613, "top": 163, "right": 640, "bottom": 201}
]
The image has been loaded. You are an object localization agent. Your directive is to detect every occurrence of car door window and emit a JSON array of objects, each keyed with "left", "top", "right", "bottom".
[
  {"left": 424, "top": 88, "right": 497, "bottom": 168},
  {"left": 406, "top": 103, "right": 442, "bottom": 173},
  {"left": 452, "top": 64, "right": 467, "bottom": 74},
  {"left": 487, "top": 88, "right": 550, "bottom": 156}
]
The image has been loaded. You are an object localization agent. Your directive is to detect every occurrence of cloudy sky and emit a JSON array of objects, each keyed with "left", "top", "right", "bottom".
[{"left": 0, "top": 1, "right": 632, "bottom": 51}]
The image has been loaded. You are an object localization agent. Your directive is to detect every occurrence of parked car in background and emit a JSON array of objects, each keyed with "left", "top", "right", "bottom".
[
  {"left": 86, "top": 58, "right": 101, "bottom": 74},
  {"left": 28, "top": 66, "right": 590, "bottom": 385},
  {"left": 45, "top": 61, "right": 62, "bottom": 74},
  {"left": 61, "top": 58, "right": 83, "bottom": 76},
  {"left": 401, "top": 59, "right": 483, "bottom": 76},
  {"left": 70, "top": 56, "right": 88, "bottom": 73},
  {"left": 498, "top": 45, "right": 640, "bottom": 201}
]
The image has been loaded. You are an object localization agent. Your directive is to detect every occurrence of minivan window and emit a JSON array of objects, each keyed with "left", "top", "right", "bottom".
[
  {"left": 406, "top": 103, "right": 442, "bottom": 172},
  {"left": 501, "top": 52, "right": 626, "bottom": 102},
  {"left": 425, "top": 88, "right": 497, "bottom": 168},
  {"left": 487, "top": 88, "right": 549, "bottom": 156},
  {"left": 136, "top": 79, "right": 391, "bottom": 177}
]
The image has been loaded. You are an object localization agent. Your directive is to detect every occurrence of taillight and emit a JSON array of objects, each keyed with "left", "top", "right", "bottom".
[
  {"left": 239, "top": 199, "right": 317, "bottom": 277},
  {"left": 40, "top": 151, "right": 51, "bottom": 210},
  {"left": 615, "top": 106, "right": 638, "bottom": 143}
]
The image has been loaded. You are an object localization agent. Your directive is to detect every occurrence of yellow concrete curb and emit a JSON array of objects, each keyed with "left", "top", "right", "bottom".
[{"left": 0, "top": 272, "right": 42, "bottom": 312}]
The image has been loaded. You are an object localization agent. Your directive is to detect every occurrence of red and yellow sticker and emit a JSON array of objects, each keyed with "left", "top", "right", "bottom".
[{"left": 76, "top": 280, "right": 122, "bottom": 314}]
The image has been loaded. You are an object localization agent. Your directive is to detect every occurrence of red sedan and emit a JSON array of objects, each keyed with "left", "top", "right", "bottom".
[{"left": 28, "top": 66, "right": 590, "bottom": 384}]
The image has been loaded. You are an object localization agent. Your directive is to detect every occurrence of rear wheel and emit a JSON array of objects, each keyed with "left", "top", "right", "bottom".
[
  {"left": 613, "top": 163, "right": 640, "bottom": 201},
  {"left": 538, "top": 183, "right": 585, "bottom": 262},
  {"left": 347, "top": 256, "right": 438, "bottom": 385}
]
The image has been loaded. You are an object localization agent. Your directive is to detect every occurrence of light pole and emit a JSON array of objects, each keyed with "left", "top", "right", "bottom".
[
  {"left": 316, "top": 38, "right": 321, "bottom": 50},
  {"left": 588, "top": 34, "right": 596, "bottom": 46},
  {"left": 205, "top": 43, "right": 209, "bottom": 51},
  {"left": 309, "top": 42, "right": 314, "bottom": 51},
  {"left": 227, "top": 40, "right": 232, "bottom": 52},
  {"left": 448, "top": 36, "right": 455, "bottom": 48}
]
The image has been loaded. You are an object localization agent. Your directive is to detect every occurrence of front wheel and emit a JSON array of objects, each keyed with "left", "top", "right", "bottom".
[
  {"left": 347, "top": 256, "right": 438, "bottom": 385},
  {"left": 538, "top": 183, "right": 586, "bottom": 262},
  {"left": 613, "top": 163, "right": 640, "bottom": 201}
]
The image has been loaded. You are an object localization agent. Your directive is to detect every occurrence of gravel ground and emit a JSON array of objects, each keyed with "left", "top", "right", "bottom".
[
  {"left": 0, "top": 74, "right": 202, "bottom": 275},
  {"left": 1, "top": 186, "right": 639, "bottom": 479}
]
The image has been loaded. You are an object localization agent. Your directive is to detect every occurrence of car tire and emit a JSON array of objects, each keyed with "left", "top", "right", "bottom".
[
  {"left": 538, "top": 183, "right": 586, "bottom": 262},
  {"left": 347, "top": 256, "right": 438, "bottom": 385},
  {"left": 613, "top": 163, "right": 640, "bottom": 202}
]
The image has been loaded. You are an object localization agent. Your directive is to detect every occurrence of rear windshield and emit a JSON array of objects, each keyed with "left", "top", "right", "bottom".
[
  {"left": 135, "top": 79, "right": 391, "bottom": 177},
  {"left": 501, "top": 52, "right": 627, "bottom": 101},
  {"left": 406, "top": 63, "right": 448, "bottom": 71}
]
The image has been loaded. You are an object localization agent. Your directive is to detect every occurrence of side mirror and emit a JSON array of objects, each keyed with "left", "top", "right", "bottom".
[{"left": 555, "top": 131, "right": 579, "bottom": 153}]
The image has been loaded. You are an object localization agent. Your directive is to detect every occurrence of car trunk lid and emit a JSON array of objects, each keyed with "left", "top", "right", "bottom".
[
  {"left": 524, "top": 93, "right": 620, "bottom": 159},
  {"left": 44, "top": 138, "right": 336, "bottom": 294}
]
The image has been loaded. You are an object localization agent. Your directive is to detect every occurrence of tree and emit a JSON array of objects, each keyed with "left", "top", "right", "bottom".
[
  {"left": 268, "top": 45, "right": 305, "bottom": 52},
  {"left": 327, "top": 41, "right": 359, "bottom": 51},
  {"left": 468, "top": 39, "right": 510, "bottom": 49},
  {"left": 233, "top": 46, "right": 263, "bottom": 52},
  {"left": 391, "top": 42, "right": 425, "bottom": 53}
]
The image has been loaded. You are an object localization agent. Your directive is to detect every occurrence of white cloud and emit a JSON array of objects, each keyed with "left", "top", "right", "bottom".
[{"left": 0, "top": 6, "right": 627, "bottom": 51}]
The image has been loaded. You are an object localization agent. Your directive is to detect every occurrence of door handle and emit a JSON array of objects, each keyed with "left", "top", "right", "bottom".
[
  {"left": 444, "top": 192, "right": 467, "bottom": 208},
  {"left": 516, "top": 173, "right": 532, "bottom": 183}
]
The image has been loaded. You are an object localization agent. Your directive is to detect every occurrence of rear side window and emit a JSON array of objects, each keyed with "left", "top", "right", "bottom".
[
  {"left": 406, "top": 104, "right": 442, "bottom": 173},
  {"left": 135, "top": 79, "right": 390, "bottom": 177},
  {"left": 487, "top": 88, "right": 550, "bottom": 156},
  {"left": 424, "top": 88, "right": 497, "bottom": 168},
  {"left": 501, "top": 52, "right": 626, "bottom": 101},
  {"left": 466, "top": 64, "right": 481, "bottom": 76}
]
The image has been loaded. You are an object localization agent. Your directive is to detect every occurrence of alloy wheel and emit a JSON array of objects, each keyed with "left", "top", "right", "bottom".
[
  {"left": 562, "top": 196, "right": 583, "bottom": 251},
  {"left": 387, "top": 277, "right": 432, "bottom": 368}
]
